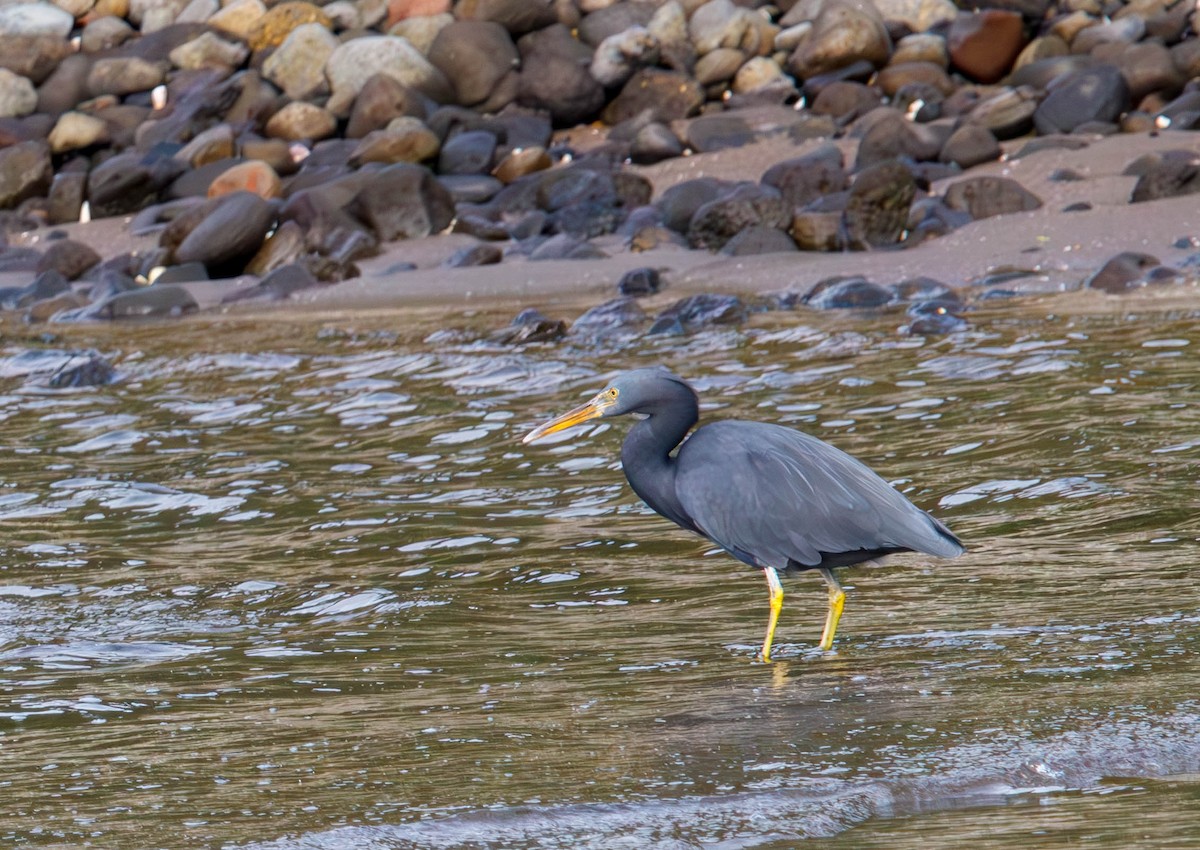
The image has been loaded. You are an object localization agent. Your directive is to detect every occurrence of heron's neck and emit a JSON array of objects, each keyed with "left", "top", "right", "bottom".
[{"left": 619, "top": 383, "right": 699, "bottom": 531}]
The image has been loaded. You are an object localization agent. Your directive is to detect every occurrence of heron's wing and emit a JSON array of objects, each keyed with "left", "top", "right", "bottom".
[{"left": 675, "top": 420, "right": 960, "bottom": 569}]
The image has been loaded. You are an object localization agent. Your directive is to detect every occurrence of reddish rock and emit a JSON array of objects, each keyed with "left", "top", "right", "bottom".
[
  {"left": 386, "top": 0, "right": 450, "bottom": 29},
  {"left": 948, "top": 10, "right": 1026, "bottom": 84},
  {"left": 208, "top": 160, "right": 283, "bottom": 200}
]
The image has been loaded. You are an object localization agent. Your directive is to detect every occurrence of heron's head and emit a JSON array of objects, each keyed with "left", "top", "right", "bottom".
[{"left": 522, "top": 368, "right": 688, "bottom": 443}]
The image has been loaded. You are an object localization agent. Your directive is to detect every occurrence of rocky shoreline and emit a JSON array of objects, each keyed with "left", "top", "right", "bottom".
[{"left": 1, "top": 0, "right": 1199, "bottom": 342}]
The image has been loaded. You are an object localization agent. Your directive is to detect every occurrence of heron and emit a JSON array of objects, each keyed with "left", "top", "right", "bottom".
[{"left": 522, "top": 368, "right": 964, "bottom": 661}]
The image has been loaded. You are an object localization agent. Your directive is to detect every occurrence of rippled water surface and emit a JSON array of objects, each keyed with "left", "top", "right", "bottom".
[{"left": 1, "top": 296, "right": 1198, "bottom": 849}]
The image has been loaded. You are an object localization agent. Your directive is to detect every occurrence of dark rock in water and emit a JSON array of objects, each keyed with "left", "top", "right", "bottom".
[
  {"left": 805, "top": 276, "right": 894, "bottom": 309},
  {"left": 907, "top": 296, "right": 967, "bottom": 319},
  {"left": 617, "top": 266, "right": 662, "bottom": 297},
  {"left": 36, "top": 239, "right": 100, "bottom": 280},
  {"left": 47, "top": 352, "right": 115, "bottom": 388},
  {"left": 527, "top": 233, "right": 607, "bottom": 261},
  {"left": 516, "top": 24, "right": 605, "bottom": 126},
  {"left": 88, "top": 150, "right": 186, "bottom": 218},
  {"left": 353, "top": 163, "right": 455, "bottom": 241},
  {"left": 174, "top": 191, "right": 276, "bottom": 272},
  {"left": 649, "top": 293, "right": 747, "bottom": 335},
  {"left": 1034, "top": 65, "right": 1130, "bottom": 136},
  {"left": 906, "top": 311, "right": 969, "bottom": 335},
  {"left": 444, "top": 243, "right": 503, "bottom": 267},
  {"left": 490, "top": 308, "right": 567, "bottom": 344},
  {"left": 223, "top": 263, "right": 321, "bottom": 303},
  {"left": 761, "top": 143, "right": 847, "bottom": 211},
  {"left": 0, "top": 140, "right": 52, "bottom": 209},
  {"left": 570, "top": 296, "right": 647, "bottom": 333},
  {"left": 0, "top": 268, "right": 70, "bottom": 309},
  {"left": 842, "top": 159, "right": 915, "bottom": 249},
  {"left": 688, "top": 183, "right": 788, "bottom": 251},
  {"left": 1129, "top": 154, "right": 1200, "bottom": 203},
  {"left": 895, "top": 278, "right": 956, "bottom": 303},
  {"left": 438, "top": 129, "right": 498, "bottom": 175},
  {"left": 0, "top": 245, "right": 43, "bottom": 273},
  {"left": 1084, "top": 252, "right": 1161, "bottom": 293},
  {"left": 603, "top": 68, "right": 705, "bottom": 126},
  {"left": 720, "top": 225, "right": 798, "bottom": 256},
  {"left": 943, "top": 176, "right": 1042, "bottom": 220}
]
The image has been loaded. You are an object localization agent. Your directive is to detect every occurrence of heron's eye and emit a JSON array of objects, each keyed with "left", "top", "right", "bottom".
[{"left": 607, "top": 388, "right": 618, "bottom": 399}]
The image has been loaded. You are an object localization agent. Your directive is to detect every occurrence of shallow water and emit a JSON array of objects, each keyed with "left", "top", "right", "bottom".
[{"left": 0, "top": 295, "right": 1198, "bottom": 849}]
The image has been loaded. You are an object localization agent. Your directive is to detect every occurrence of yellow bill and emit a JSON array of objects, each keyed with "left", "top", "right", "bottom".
[{"left": 522, "top": 392, "right": 616, "bottom": 444}]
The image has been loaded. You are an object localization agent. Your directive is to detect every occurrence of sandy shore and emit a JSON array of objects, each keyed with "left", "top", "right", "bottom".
[{"left": 13, "top": 129, "right": 1200, "bottom": 319}]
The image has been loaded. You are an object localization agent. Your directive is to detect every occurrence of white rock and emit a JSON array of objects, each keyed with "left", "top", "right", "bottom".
[
  {"left": 0, "top": 67, "right": 37, "bottom": 118},
  {"left": 0, "top": 2, "right": 75, "bottom": 38},
  {"left": 325, "top": 35, "right": 446, "bottom": 115},
  {"left": 48, "top": 111, "right": 109, "bottom": 152},
  {"left": 264, "top": 22, "right": 339, "bottom": 101}
]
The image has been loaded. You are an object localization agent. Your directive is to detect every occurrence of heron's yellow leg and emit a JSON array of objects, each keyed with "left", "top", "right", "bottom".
[
  {"left": 758, "top": 566, "right": 784, "bottom": 662},
  {"left": 817, "top": 567, "right": 846, "bottom": 652}
]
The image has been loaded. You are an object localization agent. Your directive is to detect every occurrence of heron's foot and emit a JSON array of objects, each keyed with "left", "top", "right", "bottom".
[{"left": 817, "top": 588, "right": 846, "bottom": 652}]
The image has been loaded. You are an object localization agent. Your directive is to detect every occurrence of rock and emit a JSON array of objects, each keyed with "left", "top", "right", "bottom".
[
  {"left": 943, "top": 176, "right": 1042, "bottom": 220},
  {"left": 248, "top": 1, "right": 331, "bottom": 51},
  {"left": 174, "top": 191, "right": 276, "bottom": 271},
  {"left": 734, "top": 57, "right": 789, "bottom": 94},
  {"left": 169, "top": 31, "right": 249, "bottom": 70},
  {"left": 939, "top": 124, "right": 1000, "bottom": 168},
  {"left": 47, "top": 353, "right": 116, "bottom": 388},
  {"left": 1084, "top": 252, "right": 1161, "bottom": 293},
  {"left": 456, "top": 0, "right": 557, "bottom": 35},
  {"left": 1034, "top": 65, "right": 1130, "bottom": 135},
  {"left": 88, "top": 57, "right": 167, "bottom": 97},
  {"left": 0, "top": 3, "right": 75, "bottom": 38},
  {"left": 966, "top": 86, "right": 1039, "bottom": 140},
  {"left": 948, "top": 10, "right": 1026, "bottom": 84},
  {"left": 786, "top": 0, "right": 891, "bottom": 80},
  {"left": 842, "top": 159, "right": 915, "bottom": 249},
  {"left": 345, "top": 74, "right": 426, "bottom": 139},
  {"left": 657, "top": 177, "right": 728, "bottom": 233},
  {"left": 48, "top": 112, "right": 110, "bottom": 153},
  {"left": 245, "top": 219, "right": 304, "bottom": 275},
  {"left": 790, "top": 210, "right": 844, "bottom": 251},
  {"left": 809, "top": 79, "right": 881, "bottom": 122},
  {"left": 0, "top": 246, "right": 42, "bottom": 274},
  {"left": 262, "top": 22, "right": 338, "bottom": 101},
  {"left": 492, "top": 146, "right": 551, "bottom": 183},
  {"left": 517, "top": 24, "right": 605, "bottom": 126},
  {"left": 81, "top": 16, "right": 135, "bottom": 53},
  {"left": 720, "top": 225, "right": 798, "bottom": 255},
  {"left": 854, "top": 109, "right": 942, "bottom": 169},
  {"left": 438, "top": 129, "right": 497, "bottom": 174},
  {"left": 578, "top": 2, "right": 656, "bottom": 47},
  {"left": 152, "top": 262, "right": 209, "bottom": 284},
  {"left": 591, "top": 25, "right": 660, "bottom": 87},
  {"left": 0, "top": 68, "right": 37, "bottom": 118},
  {"left": 688, "top": 183, "right": 788, "bottom": 251},
  {"left": 617, "top": 266, "right": 662, "bottom": 296},
  {"left": 266, "top": 102, "right": 338, "bottom": 141},
  {"left": 326, "top": 35, "right": 451, "bottom": 115},
  {"left": 208, "top": 0, "right": 266, "bottom": 40},
  {"left": 350, "top": 120, "right": 441, "bottom": 165},
  {"left": 1129, "top": 154, "right": 1200, "bottom": 203},
  {"left": 352, "top": 163, "right": 455, "bottom": 240},
  {"left": 223, "top": 262, "right": 321, "bottom": 303},
  {"left": 47, "top": 171, "right": 87, "bottom": 224},
  {"left": 0, "top": 269, "right": 69, "bottom": 309},
  {"left": 569, "top": 295, "right": 647, "bottom": 334},
  {"left": 428, "top": 21, "right": 519, "bottom": 107},
  {"left": 0, "top": 140, "right": 51, "bottom": 209},
  {"left": 761, "top": 142, "right": 847, "bottom": 210},
  {"left": 649, "top": 292, "right": 747, "bottom": 335},
  {"left": 208, "top": 160, "right": 282, "bottom": 199},
  {"left": 90, "top": 285, "right": 199, "bottom": 320},
  {"left": 489, "top": 308, "right": 567, "bottom": 344},
  {"left": 37, "top": 239, "right": 100, "bottom": 280},
  {"left": 684, "top": 114, "right": 754, "bottom": 153},
  {"left": 443, "top": 242, "right": 502, "bottom": 267},
  {"left": 805, "top": 276, "right": 893, "bottom": 309},
  {"left": 603, "top": 68, "right": 704, "bottom": 125},
  {"left": 695, "top": 47, "right": 747, "bottom": 85}
]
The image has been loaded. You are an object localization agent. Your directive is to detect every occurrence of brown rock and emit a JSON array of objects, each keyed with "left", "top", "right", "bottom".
[
  {"left": 492, "top": 145, "right": 551, "bottom": 183},
  {"left": 248, "top": 1, "right": 331, "bottom": 52},
  {"left": 208, "top": 160, "right": 283, "bottom": 199},
  {"left": 948, "top": 10, "right": 1026, "bottom": 84},
  {"left": 265, "top": 101, "right": 337, "bottom": 141}
]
